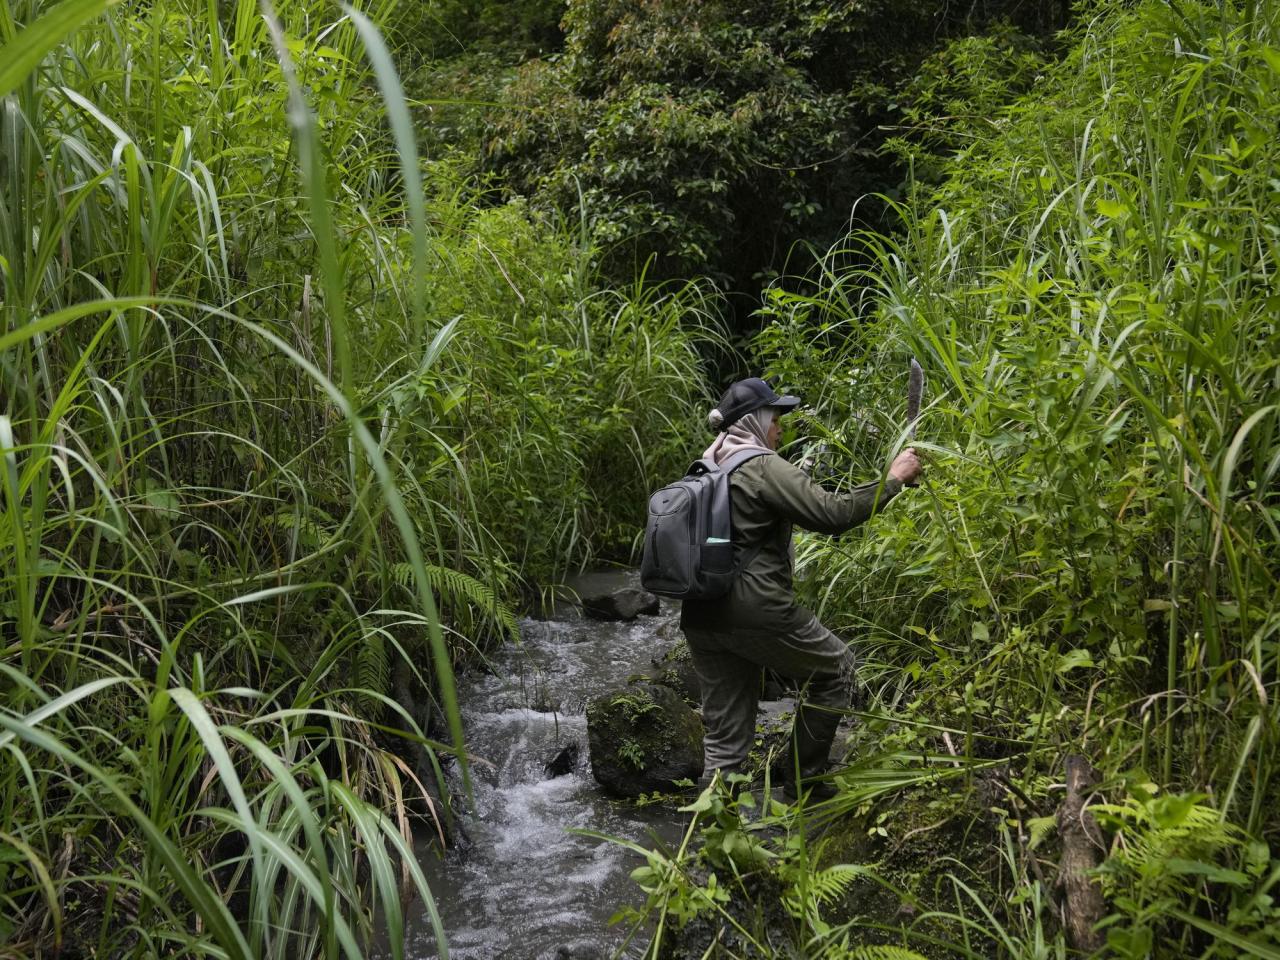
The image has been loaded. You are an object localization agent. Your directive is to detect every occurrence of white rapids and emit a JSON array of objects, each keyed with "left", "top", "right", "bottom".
[{"left": 401, "top": 571, "right": 688, "bottom": 960}]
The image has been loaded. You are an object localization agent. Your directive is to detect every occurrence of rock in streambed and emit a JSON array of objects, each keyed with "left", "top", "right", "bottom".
[
  {"left": 543, "top": 741, "right": 580, "bottom": 778},
  {"left": 581, "top": 586, "right": 660, "bottom": 621},
  {"left": 586, "top": 682, "right": 703, "bottom": 795},
  {"left": 650, "top": 639, "right": 701, "bottom": 706}
]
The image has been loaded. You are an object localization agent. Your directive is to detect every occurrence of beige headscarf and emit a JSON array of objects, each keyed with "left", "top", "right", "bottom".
[{"left": 702, "top": 407, "right": 777, "bottom": 465}]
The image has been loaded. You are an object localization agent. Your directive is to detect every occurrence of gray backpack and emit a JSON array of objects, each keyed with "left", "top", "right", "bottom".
[{"left": 640, "top": 449, "right": 769, "bottom": 600}]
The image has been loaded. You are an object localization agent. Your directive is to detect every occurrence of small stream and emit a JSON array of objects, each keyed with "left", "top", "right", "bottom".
[{"left": 401, "top": 570, "right": 688, "bottom": 960}]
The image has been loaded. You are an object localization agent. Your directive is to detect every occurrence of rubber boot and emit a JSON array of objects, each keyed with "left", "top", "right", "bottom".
[
  {"left": 782, "top": 709, "right": 840, "bottom": 801},
  {"left": 782, "top": 765, "right": 838, "bottom": 802}
]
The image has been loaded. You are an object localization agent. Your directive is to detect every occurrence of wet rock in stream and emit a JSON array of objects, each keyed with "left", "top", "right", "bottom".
[
  {"left": 649, "top": 640, "right": 700, "bottom": 705},
  {"left": 581, "top": 586, "right": 661, "bottom": 621},
  {"left": 544, "top": 741, "right": 580, "bottom": 778},
  {"left": 553, "top": 942, "right": 606, "bottom": 960},
  {"left": 587, "top": 682, "right": 704, "bottom": 795}
]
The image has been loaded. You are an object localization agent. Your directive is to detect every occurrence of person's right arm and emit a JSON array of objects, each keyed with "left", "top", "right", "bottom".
[{"left": 756, "top": 449, "right": 920, "bottom": 535}]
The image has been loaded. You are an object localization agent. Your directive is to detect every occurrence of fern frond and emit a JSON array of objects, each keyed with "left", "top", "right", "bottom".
[
  {"left": 264, "top": 506, "right": 338, "bottom": 549},
  {"left": 389, "top": 562, "right": 519, "bottom": 640},
  {"left": 1026, "top": 814, "right": 1056, "bottom": 850},
  {"left": 807, "top": 864, "right": 867, "bottom": 907},
  {"left": 784, "top": 863, "right": 871, "bottom": 920},
  {"left": 848, "top": 947, "right": 930, "bottom": 960},
  {"left": 1093, "top": 795, "right": 1240, "bottom": 900},
  {"left": 354, "top": 631, "right": 390, "bottom": 719}
]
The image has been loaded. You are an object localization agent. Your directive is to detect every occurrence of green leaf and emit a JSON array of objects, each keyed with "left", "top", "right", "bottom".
[
  {"left": 0, "top": 297, "right": 157, "bottom": 354},
  {"left": 141, "top": 485, "right": 180, "bottom": 515},
  {"left": 1167, "top": 908, "right": 1280, "bottom": 960},
  {"left": 679, "top": 789, "right": 715, "bottom": 813},
  {"left": 1096, "top": 196, "right": 1129, "bottom": 219},
  {"left": 345, "top": 4, "right": 430, "bottom": 336},
  {"left": 0, "top": 0, "right": 118, "bottom": 97},
  {"left": 1056, "top": 649, "right": 1095, "bottom": 674},
  {"left": 1163, "top": 857, "right": 1249, "bottom": 886}
]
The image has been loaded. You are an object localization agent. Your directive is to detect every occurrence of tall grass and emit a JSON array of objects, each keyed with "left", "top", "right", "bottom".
[
  {"left": 0, "top": 0, "right": 716, "bottom": 954},
  {"left": 740, "top": 0, "right": 1279, "bottom": 954}
]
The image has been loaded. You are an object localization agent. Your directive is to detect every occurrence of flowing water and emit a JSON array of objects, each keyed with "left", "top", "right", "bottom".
[{"left": 401, "top": 570, "right": 688, "bottom": 960}]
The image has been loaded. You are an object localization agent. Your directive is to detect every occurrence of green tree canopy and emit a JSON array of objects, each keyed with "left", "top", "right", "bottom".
[{"left": 484, "top": 0, "right": 1066, "bottom": 298}]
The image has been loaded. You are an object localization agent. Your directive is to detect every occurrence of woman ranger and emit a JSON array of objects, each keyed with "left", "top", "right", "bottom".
[{"left": 680, "top": 377, "right": 921, "bottom": 799}]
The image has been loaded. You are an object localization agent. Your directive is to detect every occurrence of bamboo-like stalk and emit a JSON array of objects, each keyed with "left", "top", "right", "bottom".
[
  {"left": 0, "top": 0, "right": 717, "bottom": 954},
  {"left": 742, "top": 0, "right": 1280, "bottom": 953}
]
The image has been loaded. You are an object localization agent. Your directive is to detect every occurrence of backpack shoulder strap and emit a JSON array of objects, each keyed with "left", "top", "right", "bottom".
[
  {"left": 719, "top": 450, "right": 771, "bottom": 572},
  {"left": 689, "top": 449, "right": 770, "bottom": 478},
  {"left": 718, "top": 448, "right": 771, "bottom": 476},
  {"left": 688, "top": 458, "right": 716, "bottom": 476}
]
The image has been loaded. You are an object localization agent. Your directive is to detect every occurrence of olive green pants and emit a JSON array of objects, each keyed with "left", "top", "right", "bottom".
[{"left": 682, "top": 616, "right": 855, "bottom": 777}]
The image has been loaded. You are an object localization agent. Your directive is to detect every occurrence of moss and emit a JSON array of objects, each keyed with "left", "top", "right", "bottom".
[
  {"left": 586, "top": 682, "right": 705, "bottom": 795},
  {"left": 650, "top": 640, "right": 701, "bottom": 706},
  {"left": 811, "top": 780, "right": 1007, "bottom": 957}
]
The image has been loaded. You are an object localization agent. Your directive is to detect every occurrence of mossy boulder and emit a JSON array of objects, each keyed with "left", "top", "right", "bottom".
[
  {"left": 586, "top": 683, "right": 703, "bottom": 796},
  {"left": 649, "top": 640, "right": 701, "bottom": 705}
]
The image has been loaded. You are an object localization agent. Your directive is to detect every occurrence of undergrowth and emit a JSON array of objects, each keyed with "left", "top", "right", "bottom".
[
  {"left": 0, "top": 0, "right": 714, "bottom": 954},
  {"left": 632, "top": 0, "right": 1280, "bottom": 956}
]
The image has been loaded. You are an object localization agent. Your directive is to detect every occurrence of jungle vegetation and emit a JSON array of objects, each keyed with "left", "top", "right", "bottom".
[
  {"left": 635, "top": 1, "right": 1280, "bottom": 957},
  {"left": 0, "top": 0, "right": 711, "bottom": 952},
  {"left": 1, "top": 0, "right": 1277, "bottom": 958}
]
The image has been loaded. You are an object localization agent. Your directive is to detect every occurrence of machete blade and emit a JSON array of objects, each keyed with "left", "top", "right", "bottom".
[{"left": 906, "top": 358, "right": 924, "bottom": 438}]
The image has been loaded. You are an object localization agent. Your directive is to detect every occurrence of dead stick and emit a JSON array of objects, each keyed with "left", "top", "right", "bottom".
[{"left": 1056, "top": 755, "right": 1106, "bottom": 952}]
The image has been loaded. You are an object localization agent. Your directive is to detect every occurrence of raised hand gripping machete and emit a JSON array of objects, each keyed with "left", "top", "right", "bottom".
[{"left": 904, "top": 358, "right": 924, "bottom": 486}]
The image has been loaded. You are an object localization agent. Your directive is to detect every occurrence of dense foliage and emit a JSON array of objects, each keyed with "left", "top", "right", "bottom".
[
  {"left": 4, "top": 0, "right": 1278, "bottom": 956},
  {"left": 645, "top": 0, "right": 1280, "bottom": 955},
  {"left": 483, "top": 0, "right": 1066, "bottom": 297},
  {"left": 393, "top": 0, "right": 566, "bottom": 63},
  {"left": 0, "top": 0, "right": 711, "bottom": 954}
]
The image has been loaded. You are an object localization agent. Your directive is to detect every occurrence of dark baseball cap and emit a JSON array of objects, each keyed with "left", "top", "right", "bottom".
[{"left": 710, "top": 377, "right": 801, "bottom": 432}]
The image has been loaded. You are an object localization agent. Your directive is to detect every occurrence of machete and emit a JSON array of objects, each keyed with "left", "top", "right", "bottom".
[
  {"left": 906, "top": 358, "right": 924, "bottom": 435},
  {"left": 905, "top": 358, "right": 924, "bottom": 485}
]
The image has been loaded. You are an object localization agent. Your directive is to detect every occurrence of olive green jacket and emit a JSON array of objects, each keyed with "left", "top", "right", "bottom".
[{"left": 680, "top": 453, "right": 901, "bottom": 635}]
